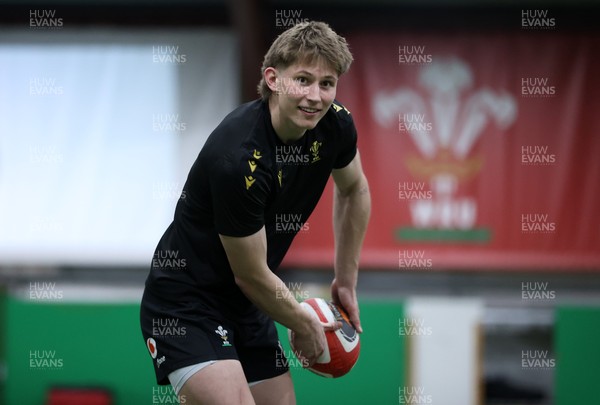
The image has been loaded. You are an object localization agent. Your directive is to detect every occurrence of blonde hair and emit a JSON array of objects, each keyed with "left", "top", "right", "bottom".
[{"left": 257, "top": 21, "right": 353, "bottom": 100}]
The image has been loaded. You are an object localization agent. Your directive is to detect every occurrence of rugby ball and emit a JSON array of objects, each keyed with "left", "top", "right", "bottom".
[{"left": 288, "top": 297, "right": 360, "bottom": 378}]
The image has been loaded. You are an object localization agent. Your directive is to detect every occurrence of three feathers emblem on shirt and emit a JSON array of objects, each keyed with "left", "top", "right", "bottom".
[{"left": 310, "top": 141, "right": 322, "bottom": 163}]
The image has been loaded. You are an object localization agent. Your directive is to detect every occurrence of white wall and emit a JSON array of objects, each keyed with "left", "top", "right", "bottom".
[
  {"left": 0, "top": 29, "right": 239, "bottom": 265},
  {"left": 404, "top": 297, "right": 483, "bottom": 405}
]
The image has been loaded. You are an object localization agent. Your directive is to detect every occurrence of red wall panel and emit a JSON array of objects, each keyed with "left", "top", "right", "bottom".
[{"left": 283, "top": 32, "right": 600, "bottom": 270}]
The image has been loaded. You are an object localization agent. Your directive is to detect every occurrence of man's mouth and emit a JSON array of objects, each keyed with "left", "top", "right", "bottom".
[{"left": 298, "top": 106, "right": 321, "bottom": 114}]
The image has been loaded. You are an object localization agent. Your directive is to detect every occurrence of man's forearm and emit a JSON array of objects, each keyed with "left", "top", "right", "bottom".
[
  {"left": 220, "top": 231, "right": 316, "bottom": 335},
  {"left": 234, "top": 268, "right": 315, "bottom": 334},
  {"left": 333, "top": 174, "right": 371, "bottom": 285},
  {"left": 220, "top": 228, "right": 335, "bottom": 364}
]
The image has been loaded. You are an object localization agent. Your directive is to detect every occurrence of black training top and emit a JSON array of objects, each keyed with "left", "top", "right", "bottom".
[{"left": 145, "top": 98, "right": 357, "bottom": 305}]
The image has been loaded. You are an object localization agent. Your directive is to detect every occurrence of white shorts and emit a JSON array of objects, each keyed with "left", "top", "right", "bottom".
[{"left": 168, "top": 361, "right": 266, "bottom": 396}]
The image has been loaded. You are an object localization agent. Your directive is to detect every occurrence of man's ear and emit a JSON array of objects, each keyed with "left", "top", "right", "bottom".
[{"left": 264, "top": 67, "right": 279, "bottom": 94}]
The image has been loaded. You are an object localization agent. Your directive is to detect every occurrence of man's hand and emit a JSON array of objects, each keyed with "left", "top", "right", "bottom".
[
  {"left": 331, "top": 278, "right": 363, "bottom": 333},
  {"left": 291, "top": 315, "right": 341, "bottom": 367}
]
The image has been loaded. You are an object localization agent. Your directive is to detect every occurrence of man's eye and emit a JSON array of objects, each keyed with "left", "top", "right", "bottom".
[{"left": 321, "top": 81, "right": 334, "bottom": 88}]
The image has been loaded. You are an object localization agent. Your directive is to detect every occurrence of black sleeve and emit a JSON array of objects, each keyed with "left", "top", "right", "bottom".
[
  {"left": 333, "top": 106, "right": 358, "bottom": 169},
  {"left": 210, "top": 154, "right": 270, "bottom": 237}
]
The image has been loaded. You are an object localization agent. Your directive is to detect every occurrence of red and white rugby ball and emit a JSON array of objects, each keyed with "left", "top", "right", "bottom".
[{"left": 288, "top": 297, "right": 360, "bottom": 378}]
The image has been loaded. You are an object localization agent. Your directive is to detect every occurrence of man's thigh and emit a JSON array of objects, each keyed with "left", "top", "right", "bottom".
[
  {"left": 178, "top": 359, "right": 255, "bottom": 405},
  {"left": 250, "top": 371, "right": 296, "bottom": 405}
]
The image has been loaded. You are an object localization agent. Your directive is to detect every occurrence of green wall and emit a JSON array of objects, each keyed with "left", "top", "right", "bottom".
[
  {"left": 6, "top": 292, "right": 600, "bottom": 405},
  {"left": 4, "top": 296, "right": 405, "bottom": 405},
  {"left": 555, "top": 306, "right": 600, "bottom": 405},
  {"left": 6, "top": 299, "right": 155, "bottom": 404},
  {"left": 0, "top": 287, "right": 6, "bottom": 404},
  {"left": 276, "top": 300, "right": 406, "bottom": 404}
]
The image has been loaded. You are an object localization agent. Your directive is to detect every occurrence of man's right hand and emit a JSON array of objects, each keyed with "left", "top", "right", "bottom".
[{"left": 291, "top": 312, "right": 341, "bottom": 367}]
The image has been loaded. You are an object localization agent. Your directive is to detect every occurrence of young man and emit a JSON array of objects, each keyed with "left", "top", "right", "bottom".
[{"left": 140, "top": 21, "right": 370, "bottom": 405}]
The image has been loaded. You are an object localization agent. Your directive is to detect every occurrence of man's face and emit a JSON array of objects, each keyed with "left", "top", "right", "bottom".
[{"left": 269, "top": 58, "right": 338, "bottom": 137}]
